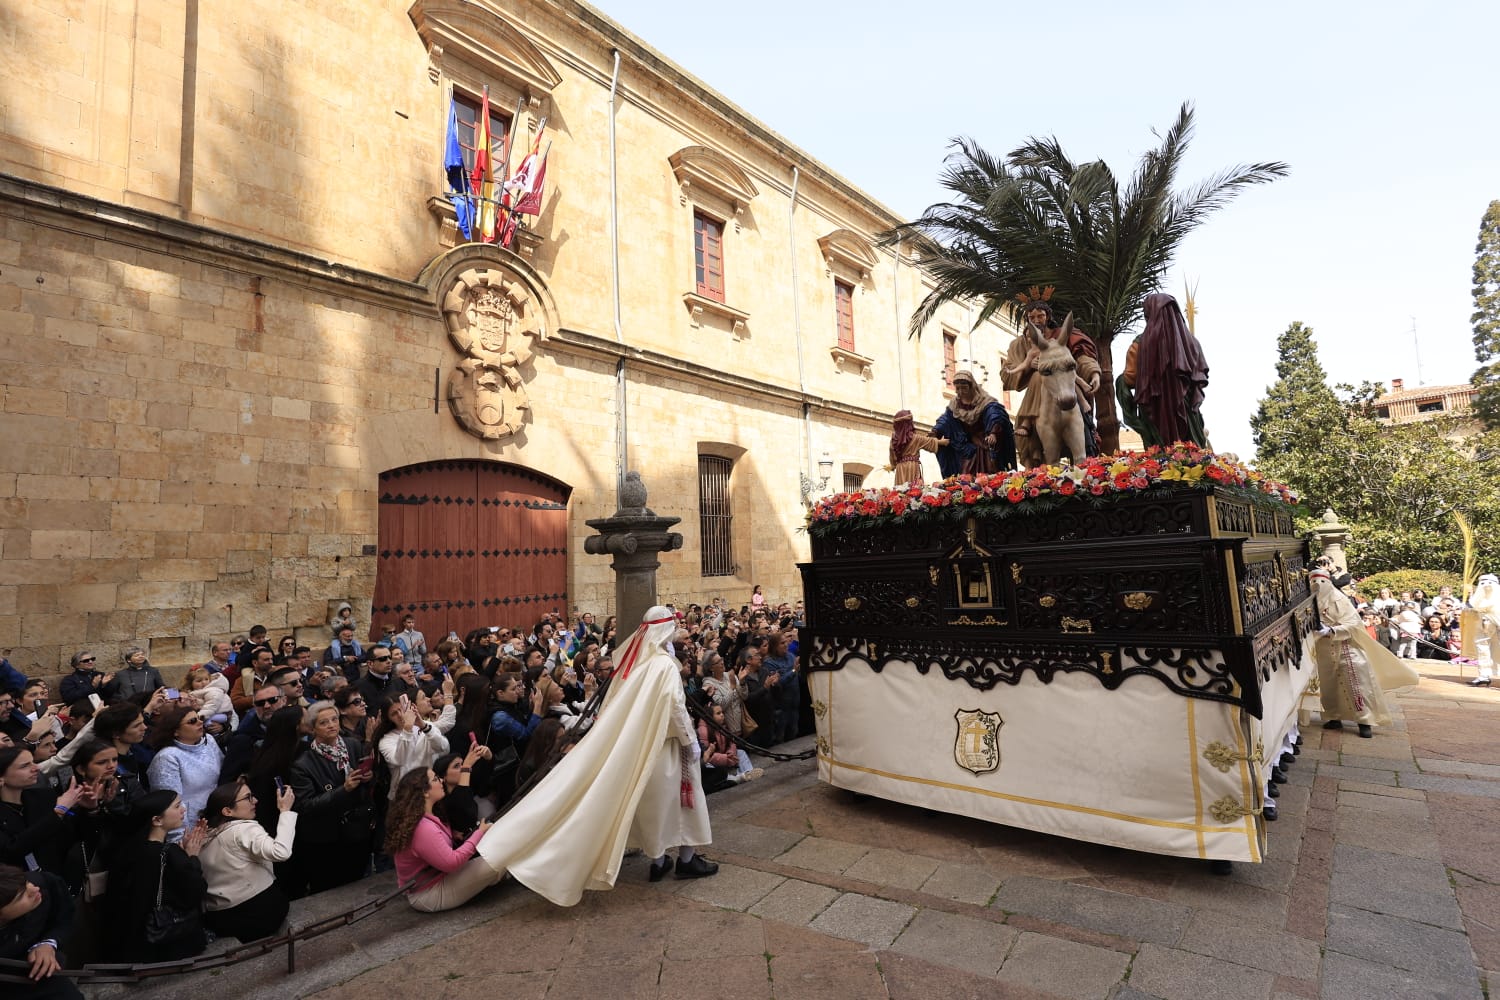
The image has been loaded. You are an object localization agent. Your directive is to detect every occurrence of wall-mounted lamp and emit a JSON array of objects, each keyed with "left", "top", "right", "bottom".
[{"left": 800, "top": 452, "right": 834, "bottom": 502}]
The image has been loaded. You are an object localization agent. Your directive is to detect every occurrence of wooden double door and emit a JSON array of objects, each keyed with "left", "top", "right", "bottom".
[{"left": 371, "top": 460, "right": 570, "bottom": 642}]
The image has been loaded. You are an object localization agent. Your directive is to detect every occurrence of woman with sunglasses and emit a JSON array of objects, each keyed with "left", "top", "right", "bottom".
[
  {"left": 199, "top": 777, "right": 296, "bottom": 942},
  {"left": 145, "top": 705, "right": 224, "bottom": 836}
]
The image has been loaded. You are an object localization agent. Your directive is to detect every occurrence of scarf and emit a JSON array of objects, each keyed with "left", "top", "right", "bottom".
[{"left": 310, "top": 736, "right": 350, "bottom": 774}]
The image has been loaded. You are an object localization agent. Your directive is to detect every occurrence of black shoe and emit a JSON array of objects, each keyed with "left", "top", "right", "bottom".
[
  {"left": 1263, "top": 803, "right": 1278, "bottom": 821},
  {"left": 1267, "top": 783, "right": 1280, "bottom": 798},
  {"left": 1470, "top": 677, "right": 1492, "bottom": 687},
  {"left": 675, "top": 855, "right": 719, "bottom": 879},
  {"left": 1357, "top": 724, "right": 1373, "bottom": 739},
  {"left": 1322, "top": 719, "right": 1343, "bottom": 730},
  {"left": 1209, "top": 859, "right": 1233, "bottom": 876},
  {"left": 1291, "top": 741, "right": 1302, "bottom": 755},
  {"left": 1270, "top": 766, "right": 1287, "bottom": 784},
  {"left": 648, "top": 859, "right": 670, "bottom": 883},
  {"left": 1279, "top": 753, "right": 1295, "bottom": 770}
]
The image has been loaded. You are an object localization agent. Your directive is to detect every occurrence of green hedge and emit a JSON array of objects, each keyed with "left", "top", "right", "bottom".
[{"left": 1351, "top": 569, "right": 1465, "bottom": 601}]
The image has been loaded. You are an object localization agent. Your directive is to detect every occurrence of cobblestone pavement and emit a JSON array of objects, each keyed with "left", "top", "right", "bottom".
[{"left": 102, "top": 662, "right": 1498, "bottom": 1000}]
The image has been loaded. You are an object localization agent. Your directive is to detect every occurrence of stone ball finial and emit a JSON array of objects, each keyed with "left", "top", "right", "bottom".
[
  {"left": 619, "top": 471, "right": 648, "bottom": 510},
  {"left": 1322, "top": 509, "right": 1337, "bottom": 524}
]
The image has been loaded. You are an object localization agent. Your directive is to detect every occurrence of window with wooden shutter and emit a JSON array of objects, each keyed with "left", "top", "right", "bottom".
[
  {"left": 452, "top": 92, "right": 512, "bottom": 177},
  {"left": 943, "top": 330, "right": 958, "bottom": 389},
  {"left": 834, "top": 279, "right": 855, "bottom": 351},
  {"left": 698, "top": 455, "right": 733, "bottom": 577},
  {"left": 694, "top": 212, "right": 726, "bottom": 303}
]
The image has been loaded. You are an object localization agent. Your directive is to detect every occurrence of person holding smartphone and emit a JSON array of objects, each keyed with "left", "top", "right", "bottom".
[
  {"left": 287, "top": 702, "right": 374, "bottom": 892},
  {"left": 199, "top": 777, "right": 296, "bottom": 942}
]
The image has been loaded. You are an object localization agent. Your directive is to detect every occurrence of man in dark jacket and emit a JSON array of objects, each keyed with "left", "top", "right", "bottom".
[
  {"left": 354, "top": 648, "right": 408, "bottom": 710},
  {"left": 219, "top": 683, "right": 285, "bottom": 781}
]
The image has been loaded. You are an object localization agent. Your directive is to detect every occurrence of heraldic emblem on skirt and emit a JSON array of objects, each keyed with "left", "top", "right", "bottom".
[{"left": 953, "top": 709, "right": 1003, "bottom": 775}]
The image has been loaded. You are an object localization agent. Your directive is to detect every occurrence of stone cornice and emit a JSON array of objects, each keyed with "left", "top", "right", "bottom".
[
  {"left": 548, "top": 326, "right": 896, "bottom": 430},
  {"left": 0, "top": 172, "right": 434, "bottom": 313}
]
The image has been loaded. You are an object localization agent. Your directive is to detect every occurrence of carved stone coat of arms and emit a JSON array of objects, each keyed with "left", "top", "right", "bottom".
[{"left": 440, "top": 266, "right": 544, "bottom": 440}]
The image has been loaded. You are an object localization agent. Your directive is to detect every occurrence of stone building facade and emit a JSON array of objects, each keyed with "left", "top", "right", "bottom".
[{"left": 0, "top": 0, "right": 1019, "bottom": 672}]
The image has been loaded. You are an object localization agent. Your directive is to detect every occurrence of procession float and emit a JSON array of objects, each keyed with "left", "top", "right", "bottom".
[{"left": 798, "top": 445, "right": 1312, "bottom": 864}]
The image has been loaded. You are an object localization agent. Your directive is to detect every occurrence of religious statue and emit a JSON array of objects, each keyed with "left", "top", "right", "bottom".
[
  {"left": 1309, "top": 565, "right": 1419, "bottom": 737},
  {"left": 1001, "top": 290, "right": 1101, "bottom": 469},
  {"left": 1115, "top": 292, "right": 1210, "bottom": 448},
  {"left": 935, "top": 370, "right": 1015, "bottom": 475},
  {"left": 887, "top": 409, "right": 948, "bottom": 486}
]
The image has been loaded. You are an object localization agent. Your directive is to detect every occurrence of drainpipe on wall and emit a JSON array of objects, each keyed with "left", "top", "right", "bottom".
[
  {"left": 892, "top": 246, "right": 906, "bottom": 411},
  {"left": 608, "top": 50, "right": 625, "bottom": 491},
  {"left": 788, "top": 165, "right": 810, "bottom": 487}
]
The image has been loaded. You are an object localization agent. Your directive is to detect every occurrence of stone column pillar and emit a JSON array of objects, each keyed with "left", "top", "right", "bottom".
[
  {"left": 1312, "top": 509, "right": 1352, "bottom": 576},
  {"left": 583, "top": 472, "right": 684, "bottom": 630}
]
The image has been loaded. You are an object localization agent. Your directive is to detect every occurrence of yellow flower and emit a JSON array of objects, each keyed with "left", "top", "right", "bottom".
[
  {"left": 1159, "top": 468, "right": 1182, "bottom": 481},
  {"left": 1183, "top": 466, "right": 1205, "bottom": 482}
]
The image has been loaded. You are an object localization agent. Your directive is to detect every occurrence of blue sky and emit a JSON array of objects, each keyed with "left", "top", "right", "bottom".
[{"left": 589, "top": 0, "right": 1498, "bottom": 457}]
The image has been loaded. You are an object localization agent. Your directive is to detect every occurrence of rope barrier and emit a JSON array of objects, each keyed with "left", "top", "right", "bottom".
[{"left": 0, "top": 878, "right": 418, "bottom": 986}]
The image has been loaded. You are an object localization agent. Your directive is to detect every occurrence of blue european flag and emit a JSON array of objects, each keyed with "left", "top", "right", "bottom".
[{"left": 445, "top": 97, "right": 474, "bottom": 241}]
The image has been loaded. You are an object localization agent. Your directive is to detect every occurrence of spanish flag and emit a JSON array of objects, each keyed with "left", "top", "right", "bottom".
[{"left": 470, "top": 88, "right": 498, "bottom": 243}]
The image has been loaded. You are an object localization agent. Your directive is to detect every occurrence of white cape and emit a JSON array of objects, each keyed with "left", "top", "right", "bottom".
[{"left": 475, "top": 627, "right": 710, "bottom": 906}]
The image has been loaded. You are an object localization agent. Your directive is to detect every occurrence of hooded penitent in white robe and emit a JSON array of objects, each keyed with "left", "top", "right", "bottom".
[
  {"left": 475, "top": 607, "right": 711, "bottom": 906},
  {"left": 1309, "top": 575, "right": 1420, "bottom": 726},
  {"left": 1461, "top": 574, "right": 1500, "bottom": 680}
]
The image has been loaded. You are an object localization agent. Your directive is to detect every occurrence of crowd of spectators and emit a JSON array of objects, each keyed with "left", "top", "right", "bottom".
[
  {"left": 0, "top": 593, "right": 805, "bottom": 994},
  {"left": 1349, "top": 585, "right": 1465, "bottom": 662}
]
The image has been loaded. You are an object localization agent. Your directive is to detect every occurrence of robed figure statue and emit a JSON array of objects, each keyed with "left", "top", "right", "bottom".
[{"left": 935, "top": 370, "right": 1015, "bottom": 476}]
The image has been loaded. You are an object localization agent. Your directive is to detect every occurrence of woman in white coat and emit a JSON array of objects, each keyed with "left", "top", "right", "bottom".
[{"left": 198, "top": 778, "right": 296, "bottom": 941}]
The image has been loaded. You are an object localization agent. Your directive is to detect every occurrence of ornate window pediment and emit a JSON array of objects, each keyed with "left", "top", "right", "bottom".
[
  {"left": 818, "top": 229, "right": 878, "bottom": 280},
  {"left": 409, "top": 0, "right": 563, "bottom": 100},
  {"left": 669, "top": 146, "right": 759, "bottom": 217}
]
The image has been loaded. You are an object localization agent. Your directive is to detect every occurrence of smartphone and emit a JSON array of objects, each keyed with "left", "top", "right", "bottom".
[
  {"left": 356, "top": 755, "right": 374, "bottom": 776},
  {"left": 274, "top": 777, "right": 285, "bottom": 794},
  {"left": 33, "top": 699, "right": 45, "bottom": 716},
  {"left": 468, "top": 731, "right": 478, "bottom": 747},
  {"left": 165, "top": 688, "right": 180, "bottom": 700}
]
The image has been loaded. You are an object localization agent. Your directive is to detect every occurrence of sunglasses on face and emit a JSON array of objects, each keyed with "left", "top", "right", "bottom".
[
  {"left": 79, "top": 657, "right": 96, "bottom": 664},
  {"left": 371, "top": 656, "right": 391, "bottom": 662},
  {"left": 254, "top": 696, "right": 283, "bottom": 707}
]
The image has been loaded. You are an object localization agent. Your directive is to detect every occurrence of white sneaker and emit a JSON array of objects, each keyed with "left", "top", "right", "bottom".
[{"left": 736, "top": 767, "right": 764, "bottom": 783}]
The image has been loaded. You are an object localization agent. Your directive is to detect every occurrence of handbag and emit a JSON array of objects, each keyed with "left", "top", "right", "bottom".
[
  {"left": 143, "top": 851, "right": 200, "bottom": 948},
  {"left": 81, "top": 844, "right": 108, "bottom": 902},
  {"left": 338, "top": 803, "right": 375, "bottom": 843}
]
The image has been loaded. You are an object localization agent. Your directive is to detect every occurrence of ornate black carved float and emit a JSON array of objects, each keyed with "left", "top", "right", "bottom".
[{"left": 799, "top": 486, "right": 1314, "bottom": 719}]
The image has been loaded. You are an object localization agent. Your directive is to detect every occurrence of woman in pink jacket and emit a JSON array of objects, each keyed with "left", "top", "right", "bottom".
[{"left": 385, "top": 764, "right": 496, "bottom": 912}]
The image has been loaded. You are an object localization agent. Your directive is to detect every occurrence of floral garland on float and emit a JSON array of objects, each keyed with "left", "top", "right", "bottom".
[{"left": 807, "top": 443, "right": 1298, "bottom": 537}]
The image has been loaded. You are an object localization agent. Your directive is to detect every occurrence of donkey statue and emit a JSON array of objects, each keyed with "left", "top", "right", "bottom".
[{"left": 1008, "top": 313, "right": 1089, "bottom": 467}]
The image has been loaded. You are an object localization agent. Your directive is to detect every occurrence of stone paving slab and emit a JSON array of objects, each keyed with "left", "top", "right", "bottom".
[
  {"left": 1336, "top": 779, "right": 1426, "bottom": 799},
  {"left": 843, "top": 846, "right": 944, "bottom": 890},
  {"left": 672, "top": 862, "right": 784, "bottom": 911},
  {"left": 1335, "top": 789, "right": 1431, "bottom": 816},
  {"left": 992, "top": 876, "right": 1189, "bottom": 945},
  {"left": 1165, "top": 872, "right": 1290, "bottom": 928},
  {"left": 889, "top": 908, "right": 1017, "bottom": 977},
  {"left": 709, "top": 821, "right": 806, "bottom": 859},
  {"left": 1308, "top": 763, "right": 1400, "bottom": 785},
  {"left": 806, "top": 892, "right": 916, "bottom": 948},
  {"left": 775, "top": 835, "right": 871, "bottom": 875},
  {"left": 1417, "top": 757, "right": 1500, "bottom": 779},
  {"left": 1324, "top": 902, "right": 1481, "bottom": 989},
  {"left": 1175, "top": 909, "right": 1321, "bottom": 980},
  {"left": 1332, "top": 804, "right": 1443, "bottom": 860},
  {"left": 1404, "top": 773, "right": 1500, "bottom": 799},
  {"left": 1328, "top": 844, "right": 1463, "bottom": 929},
  {"left": 1319, "top": 951, "right": 1483, "bottom": 1000},
  {"left": 746, "top": 877, "right": 840, "bottom": 925},
  {"left": 919, "top": 861, "right": 1004, "bottom": 905},
  {"left": 1128, "top": 943, "right": 1276, "bottom": 1000},
  {"left": 994, "top": 931, "right": 1131, "bottom": 1000}
]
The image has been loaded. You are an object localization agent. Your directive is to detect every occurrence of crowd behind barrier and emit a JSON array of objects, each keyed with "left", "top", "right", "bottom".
[{"left": 0, "top": 594, "right": 811, "bottom": 996}]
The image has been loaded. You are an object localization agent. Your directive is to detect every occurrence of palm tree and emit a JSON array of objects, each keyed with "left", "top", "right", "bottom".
[{"left": 881, "top": 102, "right": 1288, "bottom": 452}]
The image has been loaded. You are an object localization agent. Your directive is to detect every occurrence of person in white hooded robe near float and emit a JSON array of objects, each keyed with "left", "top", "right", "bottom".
[
  {"left": 1463, "top": 573, "right": 1500, "bottom": 686},
  {"left": 473, "top": 605, "right": 717, "bottom": 906},
  {"left": 1309, "top": 566, "right": 1420, "bottom": 738}
]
